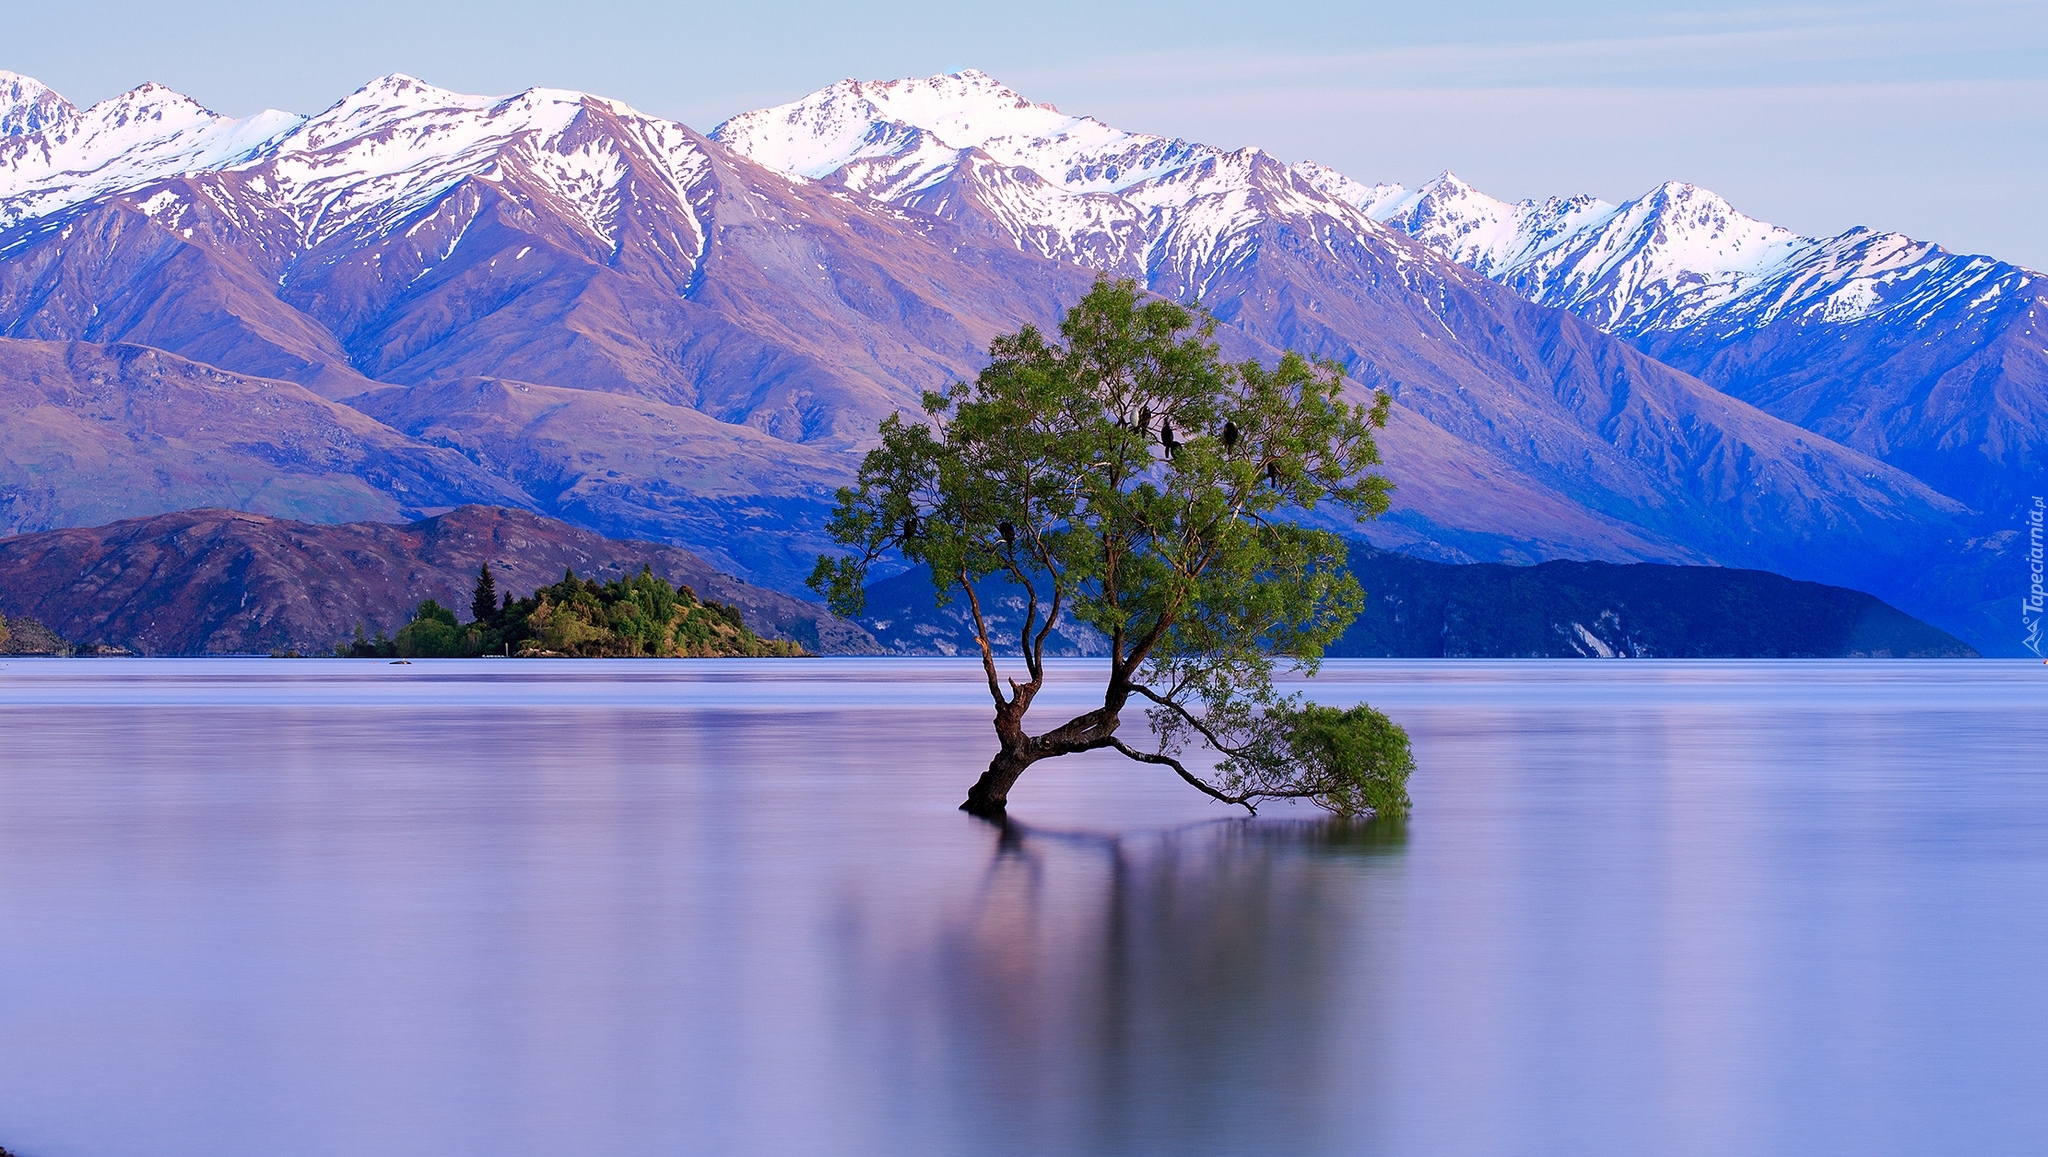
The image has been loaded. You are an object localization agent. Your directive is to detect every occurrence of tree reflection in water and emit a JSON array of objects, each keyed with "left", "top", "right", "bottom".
[{"left": 847, "top": 814, "right": 1406, "bottom": 1156}]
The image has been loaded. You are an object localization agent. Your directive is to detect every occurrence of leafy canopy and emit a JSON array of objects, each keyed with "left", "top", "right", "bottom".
[{"left": 810, "top": 278, "right": 1412, "bottom": 816}]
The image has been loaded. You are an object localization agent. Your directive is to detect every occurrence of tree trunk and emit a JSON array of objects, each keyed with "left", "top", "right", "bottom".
[
  {"left": 962, "top": 744, "right": 1036, "bottom": 816},
  {"left": 962, "top": 701, "right": 1125, "bottom": 816}
]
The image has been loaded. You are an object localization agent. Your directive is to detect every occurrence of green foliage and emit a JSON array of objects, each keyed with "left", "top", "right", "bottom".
[
  {"left": 395, "top": 598, "right": 468, "bottom": 658},
  {"left": 337, "top": 621, "right": 395, "bottom": 658},
  {"left": 336, "top": 567, "right": 802, "bottom": 658},
  {"left": 811, "top": 276, "right": 1412, "bottom": 815},
  {"left": 336, "top": 598, "right": 474, "bottom": 658},
  {"left": 0, "top": 614, "right": 9, "bottom": 649},
  {"left": 1216, "top": 702, "right": 1414, "bottom": 818},
  {"left": 500, "top": 566, "right": 797, "bottom": 657}
]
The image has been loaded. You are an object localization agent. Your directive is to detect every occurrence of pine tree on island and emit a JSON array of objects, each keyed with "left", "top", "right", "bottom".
[
  {"left": 810, "top": 278, "right": 1415, "bottom": 819},
  {"left": 471, "top": 562, "right": 500, "bottom": 627}
]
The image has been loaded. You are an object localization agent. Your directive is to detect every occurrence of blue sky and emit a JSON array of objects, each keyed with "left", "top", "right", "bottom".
[{"left": 10, "top": 0, "right": 2046, "bottom": 268}]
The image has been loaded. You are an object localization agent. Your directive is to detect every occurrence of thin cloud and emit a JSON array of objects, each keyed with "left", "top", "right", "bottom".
[
  {"left": 1008, "top": 6, "right": 2044, "bottom": 97},
  {"left": 1077, "top": 76, "right": 2048, "bottom": 269}
]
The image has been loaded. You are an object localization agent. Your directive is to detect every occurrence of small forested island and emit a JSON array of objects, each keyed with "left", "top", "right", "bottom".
[{"left": 339, "top": 564, "right": 805, "bottom": 658}]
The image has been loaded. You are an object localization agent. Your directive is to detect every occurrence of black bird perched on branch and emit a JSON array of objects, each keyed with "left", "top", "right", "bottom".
[
  {"left": 1137, "top": 404, "right": 1152, "bottom": 440},
  {"left": 903, "top": 514, "right": 921, "bottom": 540},
  {"left": 1161, "top": 419, "right": 1180, "bottom": 458},
  {"left": 998, "top": 520, "right": 1015, "bottom": 548},
  {"left": 1267, "top": 462, "right": 1280, "bottom": 487},
  {"left": 1221, "top": 420, "right": 1239, "bottom": 449}
]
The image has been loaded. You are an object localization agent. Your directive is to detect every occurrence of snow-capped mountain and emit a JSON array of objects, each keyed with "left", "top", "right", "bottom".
[
  {"left": 0, "top": 71, "right": 1100, "bottom": 414},
  {"left": 713, "top": 73, "right": 1977, "bottom": 587},
  {"left": 1354, "top": 171, "right": 2019, "bottom": 338},
  {"left": 712, "top": 69, "right": 1406, "bottom": 291},
  {"left": 0, "top": 73, "right": 301, "bottom": 230},
  {"left": 1, "top": 74, "right": 713, "bottom": 284},
  {"left": 1354, "top": 171, "right": 2047, "bottom": 515},
  {"left": 234, "top": 74, "right": 713, "bottom": 258},
  {"left": 0, "top": 69, "right": 2006, "bottom": 648},
  {"left": 0, "top": 70, "right": 1105, "bottom": 584}
]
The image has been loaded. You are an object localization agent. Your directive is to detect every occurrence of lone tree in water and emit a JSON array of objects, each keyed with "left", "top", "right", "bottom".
[{"left": 810, "top": 279, "right": 1414, "bottom": 818}]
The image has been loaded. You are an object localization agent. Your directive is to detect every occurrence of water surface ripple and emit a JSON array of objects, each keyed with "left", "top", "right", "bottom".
[{"left": 0, "top": 658, "right": 2042, "bottom": 1156}]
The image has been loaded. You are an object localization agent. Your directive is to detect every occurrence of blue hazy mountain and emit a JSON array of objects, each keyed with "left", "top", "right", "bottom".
[{"left": 854, "top": 552, "right": 1974, "bottom": 660}]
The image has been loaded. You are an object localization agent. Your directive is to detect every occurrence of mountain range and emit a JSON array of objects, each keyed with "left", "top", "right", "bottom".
[
  {"left": 1345, "top": 172, "right": 2046, "bottom": 520},
  {"left": 0, "top": 67, "right": 2036, "bottom": 654}
]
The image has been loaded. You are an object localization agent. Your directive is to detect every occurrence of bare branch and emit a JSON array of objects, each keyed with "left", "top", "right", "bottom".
[
  {"left": 1127, "top": 681, "right": 1250, "bottom": 757},
  {"left": 995, "top": 550, "right": 1041, "bottom": 680},
  {"left": 1106, "top": 740, "right": 1257, "bottom": 815},
  {"left": 1032, "top": 581, "right": 1064, "bottom": 675},
  {"left": 958, "top": 571, "right": 1006, "bottom": 708},
  {"left": 1023, "top": 516, "right": 1064, "bottom": 679}
]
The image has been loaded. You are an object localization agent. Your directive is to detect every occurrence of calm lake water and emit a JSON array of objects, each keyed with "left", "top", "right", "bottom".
[{"left": 0, "top": 658, "right": 2043, "bottom": 1156}]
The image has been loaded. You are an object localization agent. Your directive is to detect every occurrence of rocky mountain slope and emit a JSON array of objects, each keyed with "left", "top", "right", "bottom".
[
  {"left": 0, "top": 339, "right": 525, "bottom": 532},
  {"left": 1349, "top": 172, "right": 2047, "bottom": 517},
  {"left": 0, "top": 505, "right": 877, "bottom": 656}
]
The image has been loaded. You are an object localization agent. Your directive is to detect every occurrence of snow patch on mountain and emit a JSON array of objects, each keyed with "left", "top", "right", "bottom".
[
  {"left": 241, "top": 73, "right": 719, "bottom": 275},
  {"left": 714, "top": 70, "right": 1162, "bottom": 190},
  {"left": 720, "top": 70, "right": 2042, "bottom": 354},
  {"left": 1, "top": 70, "right": 77, "bottom": 138},
  {"left": 263, "top": 76, "right": 615, "bottom": 248},
  {"left": 1291, "top": 161, "right": 1405, "bottom": 218},
  {"left": 1364, "top": 172, "right": 1620, "bottom": 282},
  {"left": 1718, "top": 228, "right": 2024, "bottom": 335},
  {"left": 0, "top": 79, "right": 301, "bottom": 229},
  {"left": 1349, "top": 169, "right": 2039, "bottom": 338},
  {"left": 713, "top": 69, "right": 1400, "bottom": 291},
  {"left": 0, "top": 71, "right": 716, "bottom": 275}
]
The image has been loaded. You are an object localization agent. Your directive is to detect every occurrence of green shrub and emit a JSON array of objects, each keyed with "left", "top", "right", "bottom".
[{"left": 1215, "top": 701, "right": 1415, "bottom": 818}]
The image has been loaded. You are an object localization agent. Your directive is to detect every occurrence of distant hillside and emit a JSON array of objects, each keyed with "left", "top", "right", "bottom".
[
  {"left": 1335, "top": 547, "right": 1975, "bottom": 658},
  {"left": 0, "top": 341, "right": 532, "bottom": 535},
  {"left": 0, "top": 611, "right": 71, "bottom": 655},
  {"left": 0, "top": 506, "right": 877, "bottom": 656},
  {"left": 856, "top": 549, "right": 1975, "bottom": 659},
  {"left": 857, "top": 567, "right": 1110, "bottom": 658}
]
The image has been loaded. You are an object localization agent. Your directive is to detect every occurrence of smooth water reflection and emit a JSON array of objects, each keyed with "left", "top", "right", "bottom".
[{"left": 0, "top": 659, "right": 2043, "bottom": 1156}]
